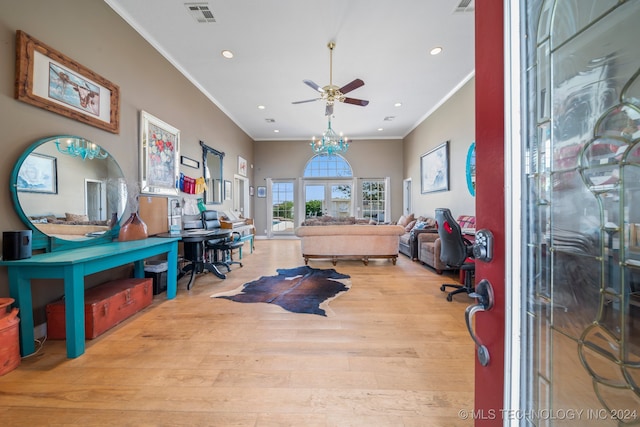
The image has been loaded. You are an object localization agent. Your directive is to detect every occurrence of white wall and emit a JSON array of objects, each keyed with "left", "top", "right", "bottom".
[{"left": 253, "top": 138, "right": 404, "bottom": 235}]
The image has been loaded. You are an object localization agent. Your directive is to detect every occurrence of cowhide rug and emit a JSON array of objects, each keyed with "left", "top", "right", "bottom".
[{"left": 210, "top": 266, "right": 351, "bottom": 316}]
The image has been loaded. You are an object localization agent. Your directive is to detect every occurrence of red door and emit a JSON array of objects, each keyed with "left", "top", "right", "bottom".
[
  {"left": 474, "top": 1, "right": 505, "bottom": 424},
  {"left": 473, "top": 2, "right": 640, "bottom": 424}
]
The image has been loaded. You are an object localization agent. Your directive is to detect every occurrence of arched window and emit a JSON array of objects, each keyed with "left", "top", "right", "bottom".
[{"left": 303, "top": 154, "right": 353, "bottom": 178}]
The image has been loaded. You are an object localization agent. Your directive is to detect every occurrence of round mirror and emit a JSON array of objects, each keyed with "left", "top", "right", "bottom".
[{"left": 10, "top": 135, "right": 126, "bottom": 248}]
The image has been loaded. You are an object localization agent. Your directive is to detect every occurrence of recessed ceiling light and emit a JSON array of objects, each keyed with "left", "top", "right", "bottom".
[
  {"left": 377, "top": 128, "right": 384, "bottom": 132},
  {"left": 394, "top": 102, "right": 402, "bottom": 107},
  {"left": 257, "top": 105, "right": 265, "bottom": 110},
  {"left": 430, "top": 46, "right": 443, "bottom": 56},
  {"left": 274, "top": 129, "right": 280, "bottom": 133},
  {"left": 221, "top": 50, "right": 234, "bottom": 59}
]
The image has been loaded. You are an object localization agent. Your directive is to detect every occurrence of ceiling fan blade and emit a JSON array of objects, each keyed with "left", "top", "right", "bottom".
[
  {"left": 342, "top": 97, "right": 369, "bottom": 107},
  {"left": 292, "top": 98, "right": 321, "bottom": 104},
  {"left": 303, "top": 79, "right": 324, "bottom": 93},
  {"left": 339, "top": 78, "right": 364, "bottom": 95},
  {"left": 325, "top": 103, "right": 334, "bottom": 116}
]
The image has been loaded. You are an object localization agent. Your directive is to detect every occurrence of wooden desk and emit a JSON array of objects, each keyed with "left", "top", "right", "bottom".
[{"left": 0, "top": 237, "right": 180, "bottom": 358}]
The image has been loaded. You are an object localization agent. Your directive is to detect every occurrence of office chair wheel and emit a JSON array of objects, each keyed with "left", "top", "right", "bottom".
[
  {"left": 440, "top": 285, "right": 446, "bottom": 292},
  {"left": 446, "top": 294, "right": 453, "bottom": 302}
]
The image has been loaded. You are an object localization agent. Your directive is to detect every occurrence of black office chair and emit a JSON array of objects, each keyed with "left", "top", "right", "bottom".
[
  {"left": 435, "top": 208, "right": 475, "bottom": 302},
  {"left": 202, "top": 210, "right": 243, "bottom": 270}
]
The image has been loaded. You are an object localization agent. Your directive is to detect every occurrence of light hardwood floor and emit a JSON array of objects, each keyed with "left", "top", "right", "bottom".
[{"left": 0, "top": 239, "right": 475, "bottom": 426}]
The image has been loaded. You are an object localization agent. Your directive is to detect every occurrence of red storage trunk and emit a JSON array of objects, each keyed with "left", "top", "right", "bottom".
[{"left": 46, "top": 278, "right": 153, "bottom": 340}]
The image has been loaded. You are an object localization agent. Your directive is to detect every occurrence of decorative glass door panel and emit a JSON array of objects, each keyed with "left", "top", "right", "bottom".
[{"left": 520, "top": 0, "right": 640, "bottom": 423}]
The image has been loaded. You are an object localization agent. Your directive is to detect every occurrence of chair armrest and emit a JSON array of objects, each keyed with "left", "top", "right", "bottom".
[
  {"left": 416, "top": 231, "right": 439, "bottom": 244},
  {"left": 410, "top": 228, "right": 437, "bottom": 241}
]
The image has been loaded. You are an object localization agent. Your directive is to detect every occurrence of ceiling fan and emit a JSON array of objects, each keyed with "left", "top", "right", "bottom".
[{"left": 292, "top": 41, "right": 369, "bottom": 116}]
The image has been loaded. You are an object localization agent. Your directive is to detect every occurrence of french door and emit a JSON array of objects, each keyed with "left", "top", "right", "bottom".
[
  {"left": 302, "top": 180, "right": 353, "bottom": 219},
  {"left": 268, "top": 180, "right": 295, "bottom": 236}
]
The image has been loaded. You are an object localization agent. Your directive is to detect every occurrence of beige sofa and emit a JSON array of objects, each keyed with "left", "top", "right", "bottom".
[{"left": 295, "top": 224, "right": 406, "bottom": 265}]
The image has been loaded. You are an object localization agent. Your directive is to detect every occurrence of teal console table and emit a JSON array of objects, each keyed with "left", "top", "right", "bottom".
[{"left": 0, "top": 237, "right": 180, "bottom": 358}]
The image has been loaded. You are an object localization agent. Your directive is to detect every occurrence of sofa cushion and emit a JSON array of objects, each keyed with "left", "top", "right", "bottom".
[
  {"left": 302, "top": 216, "right": 358, "bottom": 226},
  {"left": 65, "top": 212, "right": 90, "bottom": 222},
  {"left": 404, "top": 219, "right": 417, "bottom": 232},
  {"left": 399, "top": 233, "right": 411, "bottom": 245}
]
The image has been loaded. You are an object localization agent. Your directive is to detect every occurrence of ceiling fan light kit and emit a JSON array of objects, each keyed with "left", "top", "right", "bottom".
[{"left": 293, "top": 41, "right": 369, "bottom": 117}]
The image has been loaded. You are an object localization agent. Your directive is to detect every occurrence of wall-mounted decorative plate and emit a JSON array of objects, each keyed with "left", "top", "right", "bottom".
[{"left": 466, "top": 142, "right": 476, "bottom": 197}]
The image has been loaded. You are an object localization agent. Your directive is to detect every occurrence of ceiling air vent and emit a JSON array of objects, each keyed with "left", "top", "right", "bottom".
[
  {"left": 185, "top": 3, "right": 216, "bottom": 23},
  {"left": 454, "top": 0, "right": 475, "bottom": 13}
]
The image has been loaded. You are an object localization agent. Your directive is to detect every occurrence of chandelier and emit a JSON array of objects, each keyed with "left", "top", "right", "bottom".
[
  {"left": 310, "top": 118, "right": 349, "bottom": 155},
  {"left": 55, "top": 137, "right": 108, "bottom": 160}
]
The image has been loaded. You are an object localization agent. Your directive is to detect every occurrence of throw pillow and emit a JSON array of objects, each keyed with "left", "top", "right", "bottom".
[
  {"left": 405, "top": 219, "right": 417, "bottom": 232},
  {"left": 457, "top": 215, "right": 476, "bottom": 229},
  {"left": 397, "top": 214, "right": 414, "bottom": 227},
  {"left": 424, "top": 218, "right": 436, "bottom": 228},
  {"left": 413, "top": 221, "right": 426, "bottom": 230}
]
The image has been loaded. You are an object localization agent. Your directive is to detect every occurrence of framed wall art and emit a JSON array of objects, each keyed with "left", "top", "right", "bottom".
[
  {"left": 180, "top": 155, "right": 199, "bottom": 169},
  {"left": 14, "top": 30, "right": 120, "bottom": 134},
  {"left": 257, "top": 186, "right": 266, "bottom": 198},
  {"left": 16, "top": 153, "right": 57, "bottom": 194},
  {"left": 140, "top": 110, "right": 180, "bottom": 196},
  {"left": 238, "top": 156, "right": 247, "bottom": 177},
  {"left": 420, "top": 141, "right": 449, "bottom": 194}
]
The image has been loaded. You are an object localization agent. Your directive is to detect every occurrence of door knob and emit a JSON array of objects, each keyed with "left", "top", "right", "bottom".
[{"left": 465, "top": 279, "right": 494, "bottom": 366}]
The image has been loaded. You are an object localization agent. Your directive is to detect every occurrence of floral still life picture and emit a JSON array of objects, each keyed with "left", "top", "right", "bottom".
[{"left": 140, "top": 110, "right": 180, "bottom": 195}]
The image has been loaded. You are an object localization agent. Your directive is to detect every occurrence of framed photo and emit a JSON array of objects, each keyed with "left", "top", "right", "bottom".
[
  {"left": 180, "top": 155, "right": 199, "bottom": 169},
  {"left": 140, "top": 110, "right": 180, "bottom": 196},
  {"left": 224, "top": 180, "right": 232, "bottom": 200},
  {"left": 14, "top": 30, "right": 120, "bottom": 134},
  {"left": 257, "top": 186, "right": 267, "bottom": 198},
  {"left": 238, "top": 156, "right": 247, "bottom": 177},
  {"left": 421, "top": 141, "right": 449, "bottom": 194},
  {"left": 249, "top": 186, "right": 254, "bottom": 197},
  {"left": 16, "top": 153, "right": 57, "bottom": 194}
]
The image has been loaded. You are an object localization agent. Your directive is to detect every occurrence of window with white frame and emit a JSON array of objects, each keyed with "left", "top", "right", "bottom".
[{"left": 360, "top": 179, "right": 386, "bottom": 222}]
